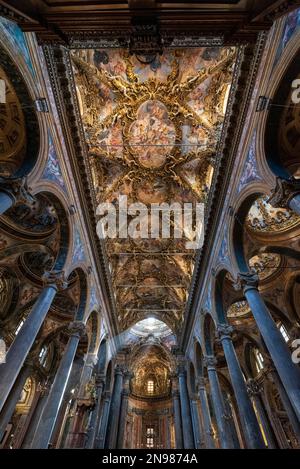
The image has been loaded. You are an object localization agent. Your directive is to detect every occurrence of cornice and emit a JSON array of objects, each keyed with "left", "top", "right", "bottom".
[
  {"left": 42, "top": 45, "right": 120, "bottom": 341},
  {"left": 180, "top": 32, "right": 267, "bottom": 351}
]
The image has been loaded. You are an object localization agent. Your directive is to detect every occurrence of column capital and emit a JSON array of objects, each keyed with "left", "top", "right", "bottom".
[
  {"left": 67, "top": 321, "right": 86, "bottom": 339},
  {"left": 0, "top": 176, "right": 36, "bottom": 207},
  {"left": 246, "top": 379, "right": 262, "bottom": 397},
  {"left": 95, "top": 373, "right": 106, "bottom": 388},
  {"left": 233, "top": 271, "right": 259, "bottom": 293},
  {"left": 196, "top": 377, "right": 207, "bottom": 391},
  {"left": 268, "top": 177, "right": 300, "bottom": 208},
  {"left": 216, "top": 324, "right": 234, "bottom": 341},
  {"left": 42, "top": 270, "right": 68, "bottom": 291},
  {"left": 114, "top": 363, "right": 125, "bottom": 376},
  {"left": 203, "top": 355, "right": 217, "bottom": 370}
]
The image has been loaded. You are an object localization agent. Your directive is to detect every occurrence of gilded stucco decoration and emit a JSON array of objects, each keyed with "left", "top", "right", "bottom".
[
  {"left": 72, "top": 47, "right": 236, "bottom": 332},
  {"left": 130, "top": 344, "right": 171, "bottom": 398},
  {"left": 246, "top": 196, "right": 300, "bottom": 233},
  {"left": 0, "top": 65, "right": 26, "bottom": 177},
  {"left": 249, "top": 253, "right": 281, "bottom": 281}
]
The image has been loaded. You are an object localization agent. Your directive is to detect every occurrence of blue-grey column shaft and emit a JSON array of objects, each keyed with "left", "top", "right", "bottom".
[
  {"left": 30, "top": 323, "right": 83, "bottom": 448},
  {"left": 241, "top": 275, "right": 300, "bottom": 420},
  {"left": 205, "top": 356, "right": 234, "bottom": 449},
  {"left": 0, "top": 365, "right": 29, "bottom": 441},
  {"left": 0, "top": 191, "right": 14, "bottom": 215},
  {"left": 117, "top": 371, "right": 132, "bottom": 449},
  {"left": 0, "top": 284, "right": 58, "bottom": 414},
  {"left": 117, "top": 389, "right": 130, "bottom": 448},
  {"left": 246, "top": 379, "right": 277, "bottom": 449},
  {"left": 172, "top": 389, "right": 183, "bottom": 449},
  {"left": 190, "top": 399, "right": 202, "bottom": 448},
  {"left": 178, "top": 369, "right": 195, "bottom": 448},
  {"left": 95, "top": 391, "right": 111, "bottom": 449},
  {"left": 218, "top": 324, "right": 265, "bottom": 448},
  {"left": 105, "top": 367, "right": 123, "bottom": 448},
  {"left": 197, "top": 378, "right": 215, "bottom": 448},
  {"left": 21, "top": 386, "right": 50, "bottom": 448},
  {"left": 86, "top": 376, "right": 105, "bottom": 448}
]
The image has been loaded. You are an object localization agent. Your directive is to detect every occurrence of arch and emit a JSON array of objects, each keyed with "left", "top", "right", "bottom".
[
  {"left": 105, "top": 360, "right": 113, "bottom": 392},
  {"left": 202, "top": 313, "right": 217, "bottom": 356},
  {"left": 97, "top": 338, "right": 107, "bottom": 374},
  {"left": 194, "top": 340, "right": 204, "bottom": 378},
  {"left": 264, "top": 50, "right": 300, "bottom": 178},
  {"left": 188, "top": 361, "right": 197, "bottom": 395},
  {"left": 231, "top": 191, "right": 264, "bottom": 273},
  {"left": 68, "top": 267, "right": 88, "bottom": 322},
  {"left": 0, "top": 44, "right": 40, "bottom": 178},
  {"left": 213, "top": 269, "right": 231, "bottom": 325},
  {"left": 85, "top": 310, "right": 101, "bottom": 355}
]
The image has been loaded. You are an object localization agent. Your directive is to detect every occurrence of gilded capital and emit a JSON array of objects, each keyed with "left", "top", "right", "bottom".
[
  {"left": 203, "top": 355, "right": 217, "bottom": 370},
  {"left": 67, "top": 320, "right": 86, "bottom": 338},
  {"left": 233, "top": 271, "right": 259, "bottom": 292},
  {"left": 217, "top": 324, "right": 234, "bottom": 341},
  {"left": 42, "top": 270, "right": 68, "bottom": 291}
]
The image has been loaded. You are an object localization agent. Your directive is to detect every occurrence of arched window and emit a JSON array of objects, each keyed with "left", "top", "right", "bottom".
[
  {"left": 277, "top": 322, "right": 290, "bottom": 342},
  {"left": 254, "top": 349, "right": 264, "bottom": 373},
  {"left": 38, "top": 345, "right": 48, "bottom": 368},
  {"left": 14, "top": 318, "right": 25, "bottom": 336},
  {"left": 147, "top": 379, "right": 154, "bottom": 395}
]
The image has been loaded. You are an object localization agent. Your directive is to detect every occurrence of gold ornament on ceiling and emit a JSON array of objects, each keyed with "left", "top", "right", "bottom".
[
  {"left": 246, "top": 196, "right": 300, "bottom": 233},
  {"left": 72, "top": 47, "right": 236, "bottom": 332},
  {"left": 249, "top": 253, "right": 281, "bottom": 281},
  {"left": 0, "top": 66, "right": 26, "bottom": 177}
]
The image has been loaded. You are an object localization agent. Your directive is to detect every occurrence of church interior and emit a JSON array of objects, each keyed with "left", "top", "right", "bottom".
[{"left": 0, "top": 0, "right": 300, "bottom": 450}]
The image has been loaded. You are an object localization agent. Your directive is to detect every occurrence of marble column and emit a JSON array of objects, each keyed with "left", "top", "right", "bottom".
[
  {"left": 117, "top": 371, "right": 132, "bottom": 449},
  {"left": 30, "top": 321, "right": 85, "bottom": 448},
  {"left": 204, "top": 355, "right": 234, "bottom": 449},
  {"left": 178, "top": 366, "right": 195, "bottom": 449},
  {"left": 21, "top": 383, "right": 50, "bottom": 448},
  {"left": 0, "top": 177, "right": 35, "bottom": 215},
  {"left": 0, "top": 365, "right": 30, "bottom": 441},
  {"left": 236, "top": 272, "right": 300, "bottom": 421},
  {"left": 105, "top": 366, "right": 124, "bottom": 448},
  {"left": 268, "top": 176, "right": 300, "bottom": 216},
  {"left": 172, "top": 387, "right": 183, "bottom": 449},
  {"left": 95, "top": 391, "right": 111, "bottom": 449},
  {"left": 197, "top": 378, "right": 215, "bottom": 448},
  {"left": 246, "top": 379, "right": 277, "bottom": 449},
  {"left": 0, "top": 271, "right": 66, "bottom": 414},
  {"left": 190, "top": 397, "right": 202, "bottom": 448},
  {"left": 85, "top": 374, "right": 105, "bottom": 449},
  {"left": 217, "top": 324, "right": 265, "bottom": 448}
]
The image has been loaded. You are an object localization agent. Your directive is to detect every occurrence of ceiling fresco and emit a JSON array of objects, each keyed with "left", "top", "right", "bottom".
[{"left": 71, "top": 47, "right": 236, "bottom": 334}]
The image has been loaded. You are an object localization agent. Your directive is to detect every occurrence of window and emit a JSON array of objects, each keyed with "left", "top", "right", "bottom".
[
  {"left": 147, "top": 379, "right": 154, "bottom": 394},
  {"left": 146, "top": 427, "right": 154, "bottom": 448},
  {"left": 14, "top": 319, "right": 25, "bottom": 336},
  {"left": 277, "top": 322, "right": 290, "bottom": 342},
  {"left": 39, "top": 345, "right": 48, "bottom": 367},
  {"left": 254, "top": 349, "right": 264, "bottom": 373}
]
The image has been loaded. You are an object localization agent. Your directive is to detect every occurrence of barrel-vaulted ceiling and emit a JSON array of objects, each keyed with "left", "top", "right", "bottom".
[{"left": 71, "top": 47, "right": 236, "bottom": 334}]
